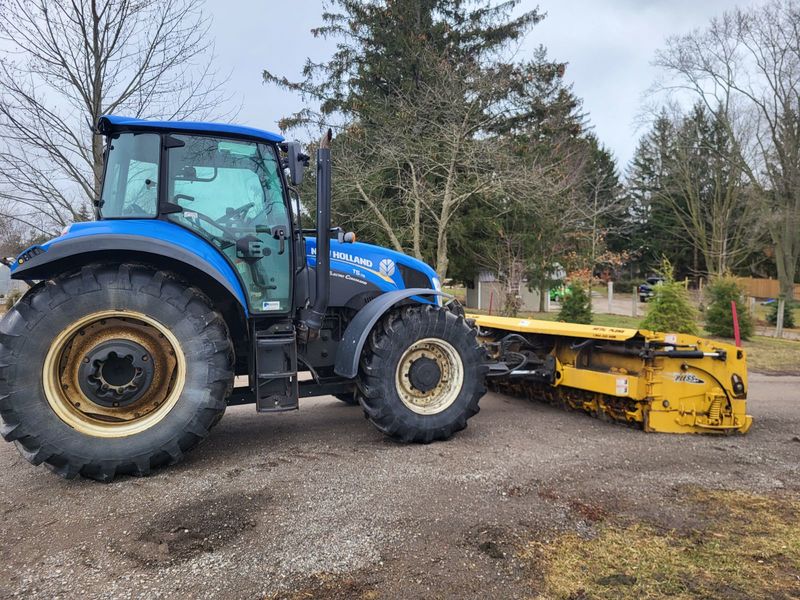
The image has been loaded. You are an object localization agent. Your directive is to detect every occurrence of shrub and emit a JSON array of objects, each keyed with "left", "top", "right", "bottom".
[
  {"left": 558, "top": 281, "right": 592, "bottom": 324},
  {"left": 639, "top": 259, "right": 699, "bottom": 335},
  {"left": 767, "top": 300, "right": 796, "bottom": 329},
  {"left": 704, "top": 276, "right": 753, "bottom": 340}
]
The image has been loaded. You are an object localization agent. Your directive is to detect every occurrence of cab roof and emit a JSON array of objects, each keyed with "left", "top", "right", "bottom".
[{"left": 97, "top": 115, "right": 285, "bottom": 144}]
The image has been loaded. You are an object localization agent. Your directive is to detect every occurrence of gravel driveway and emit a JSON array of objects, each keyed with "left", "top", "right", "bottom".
[{"left": 1, "top": 373, "right": 798, "bottom": 599}]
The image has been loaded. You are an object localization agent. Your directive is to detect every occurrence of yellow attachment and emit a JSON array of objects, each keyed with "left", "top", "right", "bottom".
[{"left": 471, "top": 314, "right": 752, "bottom": 435}]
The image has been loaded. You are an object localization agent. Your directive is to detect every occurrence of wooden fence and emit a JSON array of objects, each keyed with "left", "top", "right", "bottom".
[{"left": 736, "top": 277, "right": 800, "bottom": 301}]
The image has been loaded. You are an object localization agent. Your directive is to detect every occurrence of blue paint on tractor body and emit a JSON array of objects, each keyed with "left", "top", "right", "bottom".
[
  {"left": 305, "top": 237, "right": 439, "bottom": 304},
  {"left": 98, "top": 115, "right": 284, "bottom": 144},
  {"left": 13, "top": 221, "right": 440, "bottom": 312},
  {"left": 12, "top": 220, "right": 251, "bottom": 310}
]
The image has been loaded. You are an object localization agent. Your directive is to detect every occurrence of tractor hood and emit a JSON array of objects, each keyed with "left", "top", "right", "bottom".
[{"left": 304, "top": 237, "right": 440, "bottom": 294}]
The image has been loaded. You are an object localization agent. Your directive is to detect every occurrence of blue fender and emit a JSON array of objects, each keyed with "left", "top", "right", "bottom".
[
  {"left": 333, "top": 288, "right": 450, "bottom": 379},
  {"left": 11, "top": 220, "right": 249, "bottom": 314}
]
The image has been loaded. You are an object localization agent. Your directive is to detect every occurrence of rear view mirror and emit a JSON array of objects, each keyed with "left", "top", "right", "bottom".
[{"left": 284, "top": 141, "right": 309, "bottom": 186}]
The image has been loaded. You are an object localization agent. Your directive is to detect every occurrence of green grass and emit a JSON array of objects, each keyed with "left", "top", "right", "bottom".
[
  {"left": 522, "top": 488, "right": 800, "bottom": 600},
  {"left": 739, "top": 336, "right": 800, "bottom": 375},
  {"left": 751, "top": 301, "right": 800, "bottom": 327}
]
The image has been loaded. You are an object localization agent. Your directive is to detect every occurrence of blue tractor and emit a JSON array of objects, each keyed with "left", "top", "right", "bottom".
[{"left": 0, "top": 116, "right": 487, "bottom": 480}]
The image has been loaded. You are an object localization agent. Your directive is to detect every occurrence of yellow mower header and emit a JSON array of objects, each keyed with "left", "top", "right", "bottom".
[{"left": 471, "top": 314, "right": 752, "bottom": 435}]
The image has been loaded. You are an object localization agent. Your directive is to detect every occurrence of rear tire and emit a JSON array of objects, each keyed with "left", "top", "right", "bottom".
[
  {"left": 357, "top": 304, "right": 486, "bottom": 443},
  {"left": 0, "top": 264, "right": 234, "bottom": 481}
]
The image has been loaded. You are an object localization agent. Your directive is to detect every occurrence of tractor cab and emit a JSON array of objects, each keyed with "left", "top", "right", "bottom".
[{"left": 97, "top": 120, "right": 294, "bottom": 315}]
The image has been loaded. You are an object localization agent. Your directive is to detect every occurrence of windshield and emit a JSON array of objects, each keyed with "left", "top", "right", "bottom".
[{"left": 98, "top": 131, "right": 292, "bottom": 314}]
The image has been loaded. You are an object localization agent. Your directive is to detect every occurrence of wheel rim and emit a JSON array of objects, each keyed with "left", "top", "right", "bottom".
[
  {"left": 395, "top": 337, "right": 463, "bottom": 415},
  {"left": 42, "top": 310, "right": 186, "bottom": 438}
]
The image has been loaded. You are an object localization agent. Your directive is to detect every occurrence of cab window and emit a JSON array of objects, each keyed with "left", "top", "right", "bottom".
[
  {"left": 99, "top": 133, "right": 160, "bottom": 218},
  {"left": 166, "top": 135, "right": 291, "bottom": 313}
]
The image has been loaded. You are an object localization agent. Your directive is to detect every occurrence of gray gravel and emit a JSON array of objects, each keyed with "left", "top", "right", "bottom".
[{"left": 0, "top": 373, "right": 798, "bottom": 599}]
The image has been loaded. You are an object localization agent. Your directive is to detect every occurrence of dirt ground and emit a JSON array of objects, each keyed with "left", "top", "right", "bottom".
[{"left": 0, "top": 373, "right": 798, "bottom": 599}]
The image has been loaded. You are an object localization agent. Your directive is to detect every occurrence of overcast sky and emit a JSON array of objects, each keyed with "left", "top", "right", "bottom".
[{"left": 205, "top": 0, "right": 763, "bottom": 172}]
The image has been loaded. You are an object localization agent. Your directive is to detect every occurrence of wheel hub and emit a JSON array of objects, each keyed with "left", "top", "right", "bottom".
[
  {"left": 43, "top": 311, "right": 186, "bottom": 438},
  {"left": 395, "top": 337, "right": 464, "bottom": 415},
  {"left": 78, "top": 339, "right": 154, "bottom": 407},
  {"left": 407, "top": 356, "right": 441, "bottom": 393}
]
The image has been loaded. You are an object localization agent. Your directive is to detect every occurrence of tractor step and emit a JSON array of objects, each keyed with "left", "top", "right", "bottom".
[{"left": 254, "top": 323, "right": 299, "bottom": 412}]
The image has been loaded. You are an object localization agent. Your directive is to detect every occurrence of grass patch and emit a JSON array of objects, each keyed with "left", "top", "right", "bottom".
[
  {"left": 739, "top": 336, "right": 800, "bottom": 375},
  {"left": 523, "top": 488, "right": 800, "bottom": 600}
]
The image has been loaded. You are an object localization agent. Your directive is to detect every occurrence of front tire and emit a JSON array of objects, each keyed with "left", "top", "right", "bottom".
[
  {"left": 334, "top": 391, "right": 359, "bottom": 405},
  {"left": 357, "top": 305, "right": 486, "bottom": 443},
  {"left": 0, "top": 264, "right": 234, "bottom": 481}
]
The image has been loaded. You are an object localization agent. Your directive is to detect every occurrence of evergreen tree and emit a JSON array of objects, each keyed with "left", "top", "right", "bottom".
[
  {"left": 704, "top": 275, "right": 753, "bottom": 339},
  {"left": 558, "top": 282, "right": 592, "bottom": 324},
  {"left": 767, "top": 301, "right": 796, "bottom": 330},
  {"left": 626, "top": 105, "right": 767, "bottom": 281},
  {"left": 639, "top": 259, "right": 699, "bottom": 334},
  {"left": 625, "top": 112, "right": 692, "bottom": 277},
  {"left": 264, "top": 1, "right": 586, "bottom": 280}
]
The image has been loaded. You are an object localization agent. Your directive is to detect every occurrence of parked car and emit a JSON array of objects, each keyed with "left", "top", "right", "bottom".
[{"left": 638, "top": 276, "right": 664, "bottom": 302}]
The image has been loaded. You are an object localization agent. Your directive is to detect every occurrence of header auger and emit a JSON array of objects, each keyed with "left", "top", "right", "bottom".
[{"left": 0, "top": 116, "right": 750, "bottom": 481}]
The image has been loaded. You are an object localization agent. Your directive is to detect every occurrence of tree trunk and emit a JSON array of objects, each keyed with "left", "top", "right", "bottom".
[
  {"left": 538, "top": 273, "right": 547, "bottom": 312},
  {"left": 435, "top": 228, "right": 448, "bottom": 280},
  {"left": 412, "top": 190, "right": 422, "bottom": 260}
]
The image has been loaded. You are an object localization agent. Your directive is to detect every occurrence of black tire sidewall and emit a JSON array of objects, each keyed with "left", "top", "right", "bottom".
[
  {"left": 0, "top": 265, "right": 232, "bottom": 469},
  {"left": 361, "top": 305, "right": 485, "bottom": 438}
]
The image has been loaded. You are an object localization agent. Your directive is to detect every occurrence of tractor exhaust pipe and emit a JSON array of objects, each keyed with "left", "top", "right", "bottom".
[{"left": 305, "top": 129, "right": 332, "bottom": 332}]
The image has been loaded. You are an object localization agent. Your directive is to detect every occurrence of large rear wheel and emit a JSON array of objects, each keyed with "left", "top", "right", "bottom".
[
  {"left": 0, "top": 264, "right": 234, "bottom": 480},
  {"left": 357, "top": 304, "right": 486, "bottom": 443}
]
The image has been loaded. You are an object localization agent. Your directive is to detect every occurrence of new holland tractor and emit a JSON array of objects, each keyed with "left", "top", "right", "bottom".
[{"left": 0, "top": 116, "right": 752, "bottom": 481}]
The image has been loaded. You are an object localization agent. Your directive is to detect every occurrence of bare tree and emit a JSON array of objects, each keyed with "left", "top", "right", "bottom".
[
  {"left": 330, "top": 57, "right": 502, "bottom": 279},
  {"left": 659, "top": 105, "right": 764, "bottom": 275},
  {"left": 475, "top": 135, "right": 594, "bottom": 314},
  {"left": 653, "top": 0, "right": 800, "bottom": 304},
  {"left": 0, "top": 0, "right": 232, "bottom": 234}
]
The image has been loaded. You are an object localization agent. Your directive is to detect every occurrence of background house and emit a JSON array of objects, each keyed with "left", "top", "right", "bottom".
[{"left": 465, "top": 271, "right": 550, "bottom": 313}]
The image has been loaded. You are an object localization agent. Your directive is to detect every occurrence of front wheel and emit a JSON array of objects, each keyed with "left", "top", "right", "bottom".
[
  {"left": 0, "top": 264, "right": 234, "bottom": 481},
  {"left": 357, "top": 305, "right": 487, "bottom": 443}
]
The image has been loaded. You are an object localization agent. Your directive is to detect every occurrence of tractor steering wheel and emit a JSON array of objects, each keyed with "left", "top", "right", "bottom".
[{"left": 215, "top": 203, "right": 255, "bottom": 227}]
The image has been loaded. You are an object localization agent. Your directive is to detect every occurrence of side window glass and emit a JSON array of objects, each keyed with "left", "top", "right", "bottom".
[{"left": 99, "top": 133, "right": 160, "bottom": 218}]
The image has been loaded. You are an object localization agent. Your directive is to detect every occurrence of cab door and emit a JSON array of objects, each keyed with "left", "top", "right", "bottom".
[{"left": 165, "top": 135, "right": 292, "bottom": 314}]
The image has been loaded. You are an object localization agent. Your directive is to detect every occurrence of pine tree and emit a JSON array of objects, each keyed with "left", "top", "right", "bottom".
[
  {"left": 639, "top": 259, "right": 699, "bottom": 334},
  {"left": 767, "top": 301, "right": 796, "bottom": 330},
  {"left": 704, "top": 275, "right": 753, "bottom": 339},
  {"left": 558, "top": 282, "right": 592, "bottom": 324},
  {"left": 263, "top": 1, "right": 581, "bottom": 281}
]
